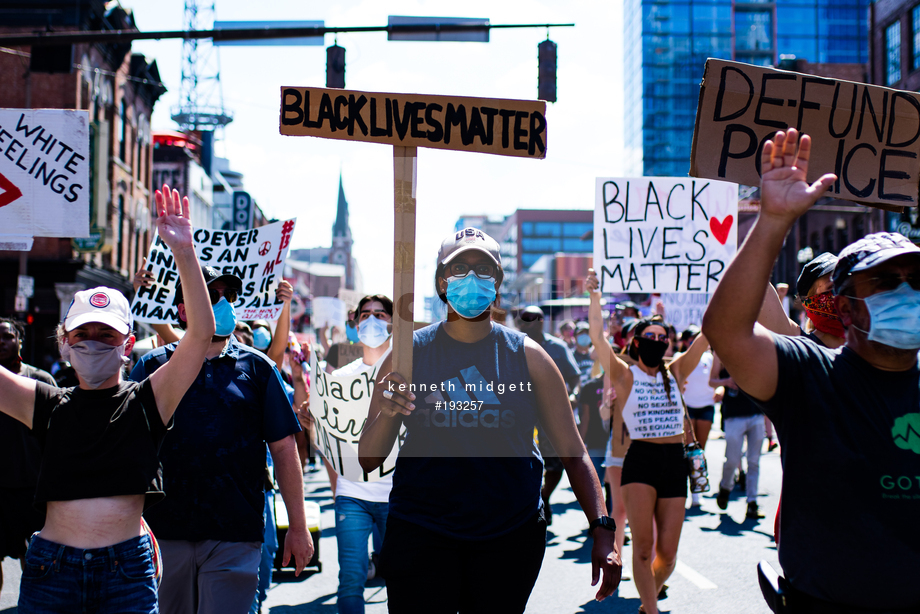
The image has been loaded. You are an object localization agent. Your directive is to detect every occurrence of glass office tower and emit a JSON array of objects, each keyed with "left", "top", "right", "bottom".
[{"left": 624, "top": 0, "right": 871, "bottom": 177}]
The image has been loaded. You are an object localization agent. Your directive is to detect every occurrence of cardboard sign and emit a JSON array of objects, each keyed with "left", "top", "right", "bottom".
[
  {"left": 309, "top": 353, "right": 403, "bottom": 482},
  {"left": 130, "top": 218, "right": 296, "bottom": 323},
  {"left": 691, "top": 59, "right": 920, "bottom": 210},
  {"left": 312, "top": 296, "right": 346, "bottom": 329},
  {"left": 594, "top": 177, "right": 738, "bottom": 293},
  {"left": 0, "top": 109, "right": 90, "bottom": 238},
  {"left": 659, "top": 293, "right": 711, "bottom": 331},
  {"left": 327, "top": 342, "right": 364, "bottom": 370},
  {"left": 280, "top": 87, "right": 547, "bottom": 159}
]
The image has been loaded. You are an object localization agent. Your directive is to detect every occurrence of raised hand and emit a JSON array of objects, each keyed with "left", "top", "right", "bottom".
[
  {"left": 760, "top": 129, "right": 836, "bottom": 224},
  {"left": 133, "top": 257, "right": 154, "bottom": 293},
  {"left": 155, "top": 184, "right": 193, "bottom": 251},
  {"left": 586, "top": 269, "right": 601, "bottom": 295},
  {"left": 276, "top": 280, "right": 294, "bottom": 303}
]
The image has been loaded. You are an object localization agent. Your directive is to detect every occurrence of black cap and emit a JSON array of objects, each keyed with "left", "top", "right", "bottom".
[
  {"left": 796, "top": 252, "right": 838, "bottom": 297},
  {"left": 832, "top": 232, "right": 920, "bottom": 294},
  {"left": 176, "top": 265, "right": 243, "bottom": 302}
]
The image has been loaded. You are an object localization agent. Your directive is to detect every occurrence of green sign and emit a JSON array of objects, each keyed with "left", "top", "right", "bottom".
[{"left": 72, "top": 227, "right": 104, "bottom": 253}]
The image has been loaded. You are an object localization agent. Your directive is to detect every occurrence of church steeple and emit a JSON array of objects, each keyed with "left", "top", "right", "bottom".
[{"left": 329, "top": 173, "right": 355, "bottom": 289}]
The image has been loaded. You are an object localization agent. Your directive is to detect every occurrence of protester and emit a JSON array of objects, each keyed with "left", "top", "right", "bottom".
[
  {"left": 131, "top": 264, "right": 312, "bottom": 614},
  {"left": 559, "top": 319, "right": 576, "bottom": 348},
  {"left": 516, "top": 304, "right": 581, "bottom": 525},
  {"left": 675, "top": 326, "right": 714, "bottom": 507},
  {"left": 327, "top": 294, "right": 393, "bottom": 614},
  {"left": 359, "top": 227, "right": 621, "bottom": 613},
  {"left": 587, "top": 269, "right": 709, "bottom": 614},
  {"left": 0, "top": 186, "right": 214, "bottom": 613},
  {"left": 0, "top": 318, "right": 56, "bottom": 594},
  {"left": 573, "top": 321, "right": 595, "bottom": 386},
  {"left": 577, "top": 371, "right": 609, "bottom": 485},
  {"left": 703, "top": 128, "right": 920, "bottom": 612},
  {"left": 710, "top": 353, "right": 765, "bottom": 520}
]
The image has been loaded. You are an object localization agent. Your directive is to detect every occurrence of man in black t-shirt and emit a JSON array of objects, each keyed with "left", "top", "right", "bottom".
[
  {"left": 0, "top": 318, "right": 56, "bottom": 592},
  {"left": 704, "top": 128, "right": 920, "bottom": 612}
]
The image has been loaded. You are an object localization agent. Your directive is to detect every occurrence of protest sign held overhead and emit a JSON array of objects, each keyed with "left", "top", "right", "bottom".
[
  {"left": 0, "top": 109, "right": 90, "bottom": 248},
  {"left": 658, "top": 293, "right": 711, "bottom": 331},
  {"left": 594, "top": 177, "right": 738, "bottom": 293},
  {"left": 131, "top": 218, "right": 296, "bottom": 324},
  {"left": 280, "top": 87, "right": 547, "bottom": 159},
  {"left": 309, "top": 353, "right": 402, "bottom": 483},
  {"left": 691, "top": 59, "right": 920, "bottom": 210}
]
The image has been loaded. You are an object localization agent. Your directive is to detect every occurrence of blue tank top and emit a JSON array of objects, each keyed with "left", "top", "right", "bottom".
[{"left": 388, "top": 322, "right": 544, "bottom": 539}]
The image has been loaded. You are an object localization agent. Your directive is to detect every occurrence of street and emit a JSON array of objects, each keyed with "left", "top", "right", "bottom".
[{"left": 0, "top": 434, "right": 780, "bottom": 614}]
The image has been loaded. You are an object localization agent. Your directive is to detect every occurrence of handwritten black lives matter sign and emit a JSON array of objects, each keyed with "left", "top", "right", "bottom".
[
  {"left": 691, "top": 59, "right": 920, "bottom": 210},
  {"left": 594, "top": 178, "right": 738, "bottom": 293},
  {"left": 130, "top": 218, "right": 296, "bottom": 324},
  {"left": 279, "top": 87, "right": 547, "bottom": 158},
  {"left": 309, "top": 353, "right": 403, "bottom": 483},
  {"left": 0, "top": 109, "right": 89, "bottom": 238}
]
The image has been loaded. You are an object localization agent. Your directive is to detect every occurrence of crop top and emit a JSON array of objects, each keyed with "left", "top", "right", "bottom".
[
  {"left": 621, "top": 365, "right": 683, "bottom": 439},
  {"left": 31, "top": 379, "right": 168, "bottom": 509}
]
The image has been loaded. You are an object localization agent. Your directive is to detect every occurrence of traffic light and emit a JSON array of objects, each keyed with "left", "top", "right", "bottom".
[
  {"left": 327, "top": 44, "right": 346, "bottom": 88},
  {"left": 538, "top": 39, "right": 557, "bottom": 103}
]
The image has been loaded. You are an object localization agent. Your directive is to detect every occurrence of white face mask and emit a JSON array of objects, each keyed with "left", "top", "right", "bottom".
[
  {"left": 357, "top": 315, "right": 390, "bottom": 348},
  {"left": 61, "top": 340, "right": 129, "bottom": 389}
]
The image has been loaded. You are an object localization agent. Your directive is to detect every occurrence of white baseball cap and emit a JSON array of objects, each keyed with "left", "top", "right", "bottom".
[
  {"left": 63, "top": 287, "right": 133, "bottom": 335},
  {"left": 438, "top": 227, "right": 502, "bottom": 267}
]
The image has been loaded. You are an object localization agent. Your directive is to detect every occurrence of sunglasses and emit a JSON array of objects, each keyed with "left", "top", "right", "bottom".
[
  {"left": 640, "top": 331, "right": 669, "bottom": 342},
  {"left": 447, "top": 262, "right": 497, "bottom": 280},
  {"left": 208, "top": 287, "right": 238, "bottom": 305},
  {"left": 520, "top": 312, "right": 543, "bottom": 323}
]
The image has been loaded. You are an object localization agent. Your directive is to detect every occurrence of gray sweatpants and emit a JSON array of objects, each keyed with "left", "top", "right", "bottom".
[
  {"left": 157, "top": 539, "right": 261, "bottom": 614},
  {"left": 719, "top": 414, "right": 765, "bottom": 503}
]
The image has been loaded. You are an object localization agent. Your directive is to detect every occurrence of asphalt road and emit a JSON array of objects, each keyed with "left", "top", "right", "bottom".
[{"left": 0, "top": 432, "right": 782, "bottom": 614}]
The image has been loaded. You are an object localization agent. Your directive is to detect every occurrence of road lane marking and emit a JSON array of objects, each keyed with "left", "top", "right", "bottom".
[{"left": 676, "top": 560, "right": 718, "bottom": 589}]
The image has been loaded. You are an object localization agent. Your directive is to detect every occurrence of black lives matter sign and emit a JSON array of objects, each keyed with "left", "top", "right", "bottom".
[
  {"left": 280, "top": 87, "right": 547, "bottom": 158},
  {"left": 691, "top": 59, "right": 920, "bottom": 210}
]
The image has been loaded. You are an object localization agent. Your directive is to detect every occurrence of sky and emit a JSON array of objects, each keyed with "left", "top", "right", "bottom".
[{"left": 129, "top": 0, "right": 626, "bottom": 314}]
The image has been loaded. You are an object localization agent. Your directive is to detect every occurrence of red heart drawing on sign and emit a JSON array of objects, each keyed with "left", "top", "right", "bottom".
[
  {"left": 0, "top": 171, "right": 23, "bottom": 209},
  {"left": 710, "top": 215, "right": 733, "bottom": 245}
]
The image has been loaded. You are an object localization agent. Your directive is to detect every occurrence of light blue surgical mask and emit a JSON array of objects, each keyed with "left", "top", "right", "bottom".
[
  {"left": 358, "top": 315, "right": 390, "bottom": 348},
  {"left": 851, "top": 282, "right": 920, "bottom": 349},
  {"left": 212, "top": 297, "right": 237, "bottom": 337},
  {"left": 252, "top": 327, "right": 272, "bottom": 351},
  {"left": 577, "top": 333, "right": 591, "bottom": 347},
  {"left": 345, "top": 324, "right": 360, "bottom": 343},
  {"left": 445, "top": 275, "right": 496, "bottom": 320}
]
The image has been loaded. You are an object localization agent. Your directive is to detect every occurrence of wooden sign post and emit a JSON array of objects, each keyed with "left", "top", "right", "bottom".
[{"left": 280, "top": 86, "right": 548, "bottom": 384}]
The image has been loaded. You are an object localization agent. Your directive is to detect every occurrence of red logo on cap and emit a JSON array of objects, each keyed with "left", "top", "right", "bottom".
[{"left": 89, "top": 292, "right": 110, "bottom": 308}]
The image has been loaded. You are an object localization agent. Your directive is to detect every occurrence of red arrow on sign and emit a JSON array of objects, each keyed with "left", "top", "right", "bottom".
[{"left": 0, "top": 171, "right": 23, "bottom": 209}]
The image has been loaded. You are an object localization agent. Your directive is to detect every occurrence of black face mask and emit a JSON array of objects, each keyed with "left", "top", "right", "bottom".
[{"left": 635, "top": 337, "right": 669, "bottom": 368}]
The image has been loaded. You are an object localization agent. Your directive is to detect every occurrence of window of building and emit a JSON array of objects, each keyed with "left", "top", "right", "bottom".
[
  {"left": 119, "top": 99, "right": 127, "bottom": 161},
  {"left": 913, "top": 5, "right": 920, "bottom": 71},
  {"left": 117, "top": 195, "right": 125, "bottom": 270},
  {"left": 887, "top": 21, "right": 902, "bottom": 86}
]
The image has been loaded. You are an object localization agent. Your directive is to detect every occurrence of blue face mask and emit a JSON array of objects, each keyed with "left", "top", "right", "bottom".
[
  {"left": 445, "top": 275, "right": 496, "bottom": 320},
  {"left": 252, "top": 327, "right": 272, "bottom": 350},
  {"left": 851, "top": 282, "right": 920, "bottom": 350},
  {"left": 358, "top": 315, "right": 390, "bottom": 348},
  {"left": 212, "top": 297, "right": 237, "bottom": 337},
  {"left": 577, "top": 333, "right": 591, "bottom": 347},
  {"left": 345, "top": 324, "right": 360, "bottom": 343}
]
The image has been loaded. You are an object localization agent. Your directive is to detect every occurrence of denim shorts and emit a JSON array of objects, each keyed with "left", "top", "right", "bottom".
[
  {"left": 18, "top": 533, "right": 158, "bottom": 614},
  {"left": 687, "top": 404, "right": 715, "bottom": 422}
]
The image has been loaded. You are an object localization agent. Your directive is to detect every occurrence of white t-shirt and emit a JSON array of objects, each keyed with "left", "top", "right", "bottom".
[
  {"left": 680, "top": 350, "right": 713, "bottom": 408},
  {"left": 621, "top": 365, "right": 684, "bottom": 439},
  {"left": 331, "top": 349, "right": 393, "bottom": 503}
]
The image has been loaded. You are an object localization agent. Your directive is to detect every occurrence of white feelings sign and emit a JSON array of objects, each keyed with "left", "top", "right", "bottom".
[
  {"left": 594, "top": 178, "right": 738, "bottom": 293},
  {"left": 0, "top": 109, "right": 90, "bottom": 241},
  {"left": 309, "top": 353, "right": 403, "bottom": 483},
  {"left": 130, "top": 218, "right": 296, "bottom": 324}
]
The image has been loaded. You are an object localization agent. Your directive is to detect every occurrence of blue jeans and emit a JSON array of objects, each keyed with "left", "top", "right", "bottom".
[
  {"left": 19, "top": 533, "right": 157, "bottom": 614},
  {"left": 335, "top": 496, "right": 388, "bottom": 614},
  {"left": 251, "top": 490, "right": 279, "bottom": 613}
]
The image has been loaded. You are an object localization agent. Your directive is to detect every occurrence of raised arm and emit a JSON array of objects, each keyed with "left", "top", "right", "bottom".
[
  {"left": 586, "top": 269, "right": 632, "bottom": 392},
  {"left": 266, "top": 280, "right": 293, "bottom": 368},
  {"left": 701, "top": 129, "right": 835, "bottom": 401},
  {"left": 669, "top": 332, "right": 709, "bottom": 388},
  {"left": 758, "top": 283, "right": 800, "bottom": 336},
  {"left": 0, "top": 365, "right": 38, "bottom": 428},
  {"left": 147, "top": 185, "right": 215, "bottom": 423}
]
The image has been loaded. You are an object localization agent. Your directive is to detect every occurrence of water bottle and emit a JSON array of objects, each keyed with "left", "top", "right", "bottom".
[{"left": 685, "top": 442, "right": 710, "bottom": 494}]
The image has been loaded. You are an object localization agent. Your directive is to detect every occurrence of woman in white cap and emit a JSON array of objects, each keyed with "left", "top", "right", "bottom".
[
  {"left": 0, "top": 185, "right": 214, "bottom": 613},
  {"left": 359, "top": 227, "right": 621, "bottom": 614}
]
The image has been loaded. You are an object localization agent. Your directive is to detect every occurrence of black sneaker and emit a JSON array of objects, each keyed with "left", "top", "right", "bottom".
[
  {"left": 746, "top": 501, "right": 765, "bottom": 520},
  {"left": 717, "top": 487, "right": 730, "bottom": 510}
]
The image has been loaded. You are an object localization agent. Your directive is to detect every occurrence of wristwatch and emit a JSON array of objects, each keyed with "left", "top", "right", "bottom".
[{"left": 588, "top": 515, "right": 617, "bottom": 537}]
